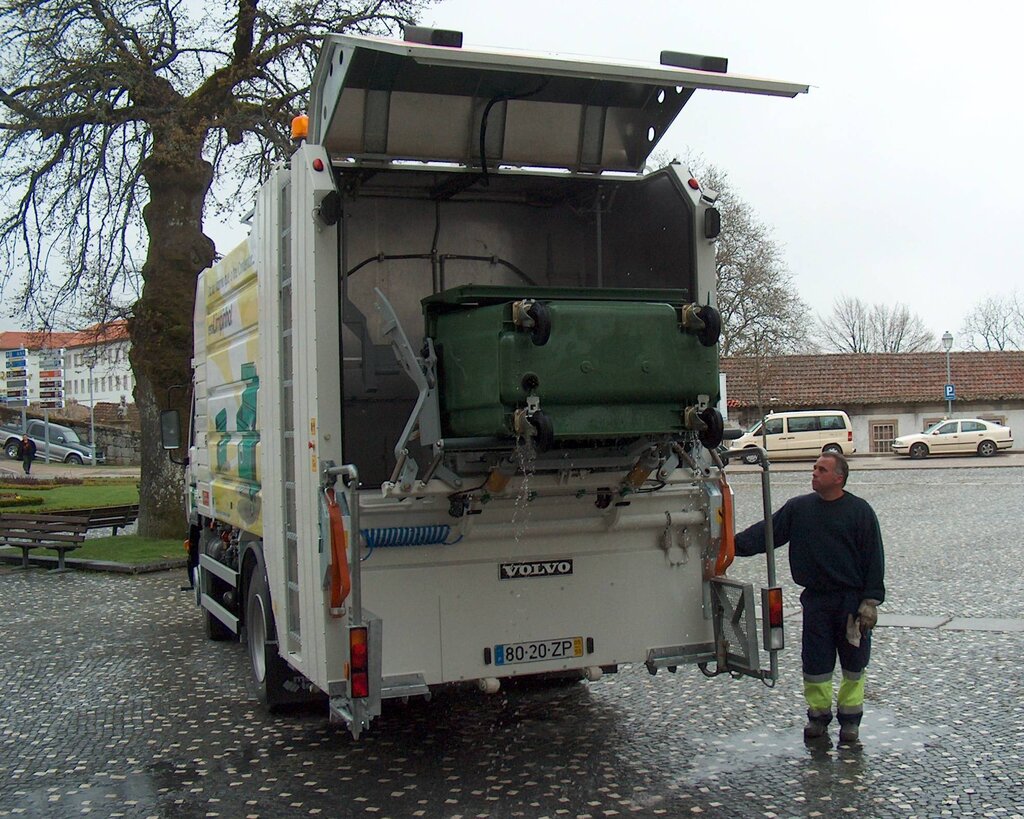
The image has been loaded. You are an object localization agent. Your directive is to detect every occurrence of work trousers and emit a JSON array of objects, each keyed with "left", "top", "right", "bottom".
[{"left": 801, "top": 589, "right": 871, "bottom": 726}]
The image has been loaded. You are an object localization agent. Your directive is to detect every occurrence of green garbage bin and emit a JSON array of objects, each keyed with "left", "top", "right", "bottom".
[{"left": 423, "top": 286, "right": 719, "bottom": 443}]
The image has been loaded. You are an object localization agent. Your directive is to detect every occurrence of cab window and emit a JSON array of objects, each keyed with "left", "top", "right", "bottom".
[
  {"left": 819, "top": 415, "right": 845, "bottom": 431},
  {"left": 764, "top": 418, "right": 783, "bottom": 435},
  {"left": 961, "top": 421, "right": 984, "bottom": 432},
  {"left": 935, "top": 422, "right": 959, "bottom": 435}
]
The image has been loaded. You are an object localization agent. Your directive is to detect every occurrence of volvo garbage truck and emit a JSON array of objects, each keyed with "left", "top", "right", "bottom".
[{"left": 168, "top": 27, "right": 807, "bottom": 738}]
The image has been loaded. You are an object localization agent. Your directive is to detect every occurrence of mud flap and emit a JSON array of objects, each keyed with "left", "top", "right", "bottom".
[{"left": 709, "top": 576, "right": 761, "bottom": 677}]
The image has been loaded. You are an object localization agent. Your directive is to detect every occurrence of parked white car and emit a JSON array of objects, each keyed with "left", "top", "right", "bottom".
[
  {"left": 729, "top": 410, "right": 855, "bottom": 464},
  {"left": 892, "top": 418, "right": 1013, "bottom": 459}
]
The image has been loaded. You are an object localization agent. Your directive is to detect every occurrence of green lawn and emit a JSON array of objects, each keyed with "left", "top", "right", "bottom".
[
  {"left": 0, "top": 478, "right": 138, "bottom": 511},
  {"left": 1, "top": 535, "right": 185, "bottom": 565},
  {"left": 0, "top": 478, "right": 186, "bottom": 565}
]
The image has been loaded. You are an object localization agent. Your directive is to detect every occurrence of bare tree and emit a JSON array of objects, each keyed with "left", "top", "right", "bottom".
[
  {"left": 0, "top": 0, "right": 426, "bottom": 535},
  {"left": 959, "top": 292, "right": 1024, "bottom": 350},
  {"left": 692, "top": 163, "right": 813, "bottom": 356},
  {"left": 819, "top": 295, "right": 873, "bottom": 353},
  {"left": 870, "top": 303, "right": 934, "bottom": 352},
  {"left": 643, "top": 153, "right": 813, "bottom": 357},
  {"left": 819, "top": 296, "right": 935, "bottom": 352}
]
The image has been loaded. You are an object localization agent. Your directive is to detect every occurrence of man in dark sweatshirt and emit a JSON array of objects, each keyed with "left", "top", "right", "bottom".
[{"left": 735, "top": 452, "right": 884, "bottom": 744}]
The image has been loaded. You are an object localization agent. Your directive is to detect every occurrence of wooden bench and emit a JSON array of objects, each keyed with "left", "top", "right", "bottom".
[
  {"left": 0, "top": 513, "right": 89, "bottom": 572},
  {"left": 74, "top": 504, "right": 140, "bottom": 536}
]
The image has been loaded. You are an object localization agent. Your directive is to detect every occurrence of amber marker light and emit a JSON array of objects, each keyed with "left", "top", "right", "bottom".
[{"left": 290, "top": 114, "right": 309, "bottom": 141}]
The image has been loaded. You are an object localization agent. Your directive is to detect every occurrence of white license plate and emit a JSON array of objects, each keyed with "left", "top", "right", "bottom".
[{"left": 494, "top": 636, "right": 584, "bottom": 666}]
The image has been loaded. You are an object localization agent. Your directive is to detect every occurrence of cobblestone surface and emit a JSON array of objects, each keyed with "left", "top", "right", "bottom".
[{"left": 1, "top": 466, "right": 1023, "bottom": 818}]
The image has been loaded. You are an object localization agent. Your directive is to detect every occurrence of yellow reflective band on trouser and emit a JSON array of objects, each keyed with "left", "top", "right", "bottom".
[
  {"left": 803, "top": 673, "right": 833, "bottom": 713},
  {"left": 838, "top": 669, "right": 865, "bottom": 715}
]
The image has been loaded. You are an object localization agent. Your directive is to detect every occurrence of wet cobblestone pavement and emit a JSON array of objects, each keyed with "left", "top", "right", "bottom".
[{"left": 1, "top": 466, "right": 1023, "bottom": 818}]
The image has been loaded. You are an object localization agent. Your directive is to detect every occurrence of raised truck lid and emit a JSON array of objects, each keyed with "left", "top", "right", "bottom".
[{"left": 308, "top": 30, "right": 808, "bottom": 173}]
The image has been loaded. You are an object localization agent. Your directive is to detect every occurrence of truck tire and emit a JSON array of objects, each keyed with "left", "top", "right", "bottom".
[
  {"left": 65, "top": 453, "right": 83, "bottom": 465},
  {"left": 245, "top": 568, "right": 294, "bottom": 711},
  {"left": 5, "top": 440, "right": 19, "bottom": 460}
]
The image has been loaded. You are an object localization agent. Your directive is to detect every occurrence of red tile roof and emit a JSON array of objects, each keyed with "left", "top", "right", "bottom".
[
  {"left": 721, "top": 352, "right": 1024, "bottom": 407},
  {"left": 0, "top": 320, "right": 129, "bottom": 352}
]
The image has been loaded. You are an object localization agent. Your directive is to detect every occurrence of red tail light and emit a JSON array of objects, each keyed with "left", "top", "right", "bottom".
[
  {"left": 766, "top": 587, "right": 784, "bottom": 628},
  {"left": 350, "top": 626, "right": 369, "bottom": 699},
  {"left": 848, "top": 431, "right": 853, "bottom": 442},
  {"left": 761, "top": 587, "right": 785, "bottom": 650}
]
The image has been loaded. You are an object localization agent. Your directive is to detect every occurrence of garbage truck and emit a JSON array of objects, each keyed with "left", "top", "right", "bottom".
[{"left": 164, "top": 27, "right": 807, "bottom": 738}]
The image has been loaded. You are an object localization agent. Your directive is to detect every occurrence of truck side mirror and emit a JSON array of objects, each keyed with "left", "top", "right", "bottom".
[{"left": 160, "top": 410, "right": 182, "bottom": 450}]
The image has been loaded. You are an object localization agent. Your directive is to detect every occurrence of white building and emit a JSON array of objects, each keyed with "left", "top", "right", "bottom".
[{"left": 0, "top": 321, "right": 134, "bottom": 412}]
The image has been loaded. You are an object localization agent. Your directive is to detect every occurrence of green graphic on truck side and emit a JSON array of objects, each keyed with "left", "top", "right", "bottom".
[
  {"left": 237, "top": 365, "right": 259, "bottom": 482},
  {"left": 215, "top": 408, "right": 229, "bottom": 472}
]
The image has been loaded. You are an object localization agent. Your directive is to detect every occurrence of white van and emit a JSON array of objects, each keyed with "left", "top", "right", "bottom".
[{"left": 729, "top": 410, "right": 855, "bottom": 464}]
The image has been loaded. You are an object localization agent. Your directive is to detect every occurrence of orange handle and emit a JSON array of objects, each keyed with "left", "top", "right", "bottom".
[
  {"left": 715, "top": 474, "right": 736, "bottom": 576},
  {"left": 325, "top": 488, "right": 351, "bottom": 611}
]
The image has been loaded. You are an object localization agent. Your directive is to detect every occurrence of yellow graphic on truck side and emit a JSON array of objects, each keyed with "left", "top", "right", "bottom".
[{"left": 203, "top": 240, "right": 263, "bottom": 535}]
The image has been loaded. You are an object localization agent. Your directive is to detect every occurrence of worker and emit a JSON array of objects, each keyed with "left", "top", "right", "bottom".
[
  {"left": 734, "top": 452, "right": 884, "bottom": 744},
  {"left": 20, "top": 434, "right": 37, "bottom": 475}
]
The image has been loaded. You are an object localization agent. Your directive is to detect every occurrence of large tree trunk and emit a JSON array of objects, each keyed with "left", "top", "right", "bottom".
[{"left": 130, "top": 139, "right": 215, "bottom": 538}]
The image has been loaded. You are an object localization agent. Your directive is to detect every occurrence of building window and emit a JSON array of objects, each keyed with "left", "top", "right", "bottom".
[
  {"left": 870, "top": 421, "right": 897, "bottom": 454},
  {"left": 979, "top": 414, "right": 1007, "bottom": 426}
]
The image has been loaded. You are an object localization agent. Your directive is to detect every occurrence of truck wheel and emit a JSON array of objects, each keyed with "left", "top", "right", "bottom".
[
  {"left": 245, "top": 568, "right": 292, "bottom": 710},
  {"left": 822, "top": 444, "right": 842, "bottom": 455},
  {"left": 65, "top": 453, "right": 83, "bottom": 465},
  {"left": 742, "top": 449, "right": 760, "bottom": 465},
  {"left": 4, "top": 440, "right": 19, "bottom": 460}
]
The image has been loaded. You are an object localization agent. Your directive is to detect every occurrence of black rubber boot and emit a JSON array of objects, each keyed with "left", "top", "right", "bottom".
[
  {"left": 804, "top": 710, "right": 833, "bottom": 740},
  {"left": 838, "top": 714, "right": 862, "bottom": 744}
]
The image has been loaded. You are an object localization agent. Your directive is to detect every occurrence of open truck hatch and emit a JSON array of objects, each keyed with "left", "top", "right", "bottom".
[{"left": 310, "top": 34, "right": 808, "bottom": 172}]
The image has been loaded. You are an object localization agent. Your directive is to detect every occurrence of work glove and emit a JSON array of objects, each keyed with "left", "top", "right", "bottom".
[{"left": 857, "top": 599, "right": 880, "bottom": 635}]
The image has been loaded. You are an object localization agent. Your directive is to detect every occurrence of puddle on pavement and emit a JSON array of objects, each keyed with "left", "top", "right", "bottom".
[{"left": 675, "top": 709, "right": 949, "bottom": 783}]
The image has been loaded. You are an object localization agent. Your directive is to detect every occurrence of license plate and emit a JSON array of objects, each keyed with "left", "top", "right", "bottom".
[{"left": 494, "top": 636, "right": 584, "bottom": 666}]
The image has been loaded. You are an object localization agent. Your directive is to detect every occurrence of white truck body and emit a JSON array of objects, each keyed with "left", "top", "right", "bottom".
[{"left": 182, "top": 30, "right": 804, "bottom": 737}]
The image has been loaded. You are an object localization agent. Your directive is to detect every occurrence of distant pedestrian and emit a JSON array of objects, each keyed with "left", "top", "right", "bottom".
[
  {"left": 20, "top": 434, "right": 36, "bottom": 475},
  {"left": 734, "top": 452, "right": 885, "bottom": 745}
]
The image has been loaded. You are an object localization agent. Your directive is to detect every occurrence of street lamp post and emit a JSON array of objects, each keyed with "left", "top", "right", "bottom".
[
  {"left": 85, "top": 349, "right": 99, "bottom": 466},
  {"left": 942, "top": 330, "right": 953, "bottom": 417},
  {"left": 88, "top": 362, "right": 96, "bottom": 465}
]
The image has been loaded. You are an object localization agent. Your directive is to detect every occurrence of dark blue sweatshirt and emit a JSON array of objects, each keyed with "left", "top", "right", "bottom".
[{"left": 734, "top": 491, "right": 885, "bottom": 604}]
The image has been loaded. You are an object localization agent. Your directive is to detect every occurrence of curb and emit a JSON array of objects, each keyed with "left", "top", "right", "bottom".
[{"left": 0, "top": 552, "right": 184, "bottom": 574}]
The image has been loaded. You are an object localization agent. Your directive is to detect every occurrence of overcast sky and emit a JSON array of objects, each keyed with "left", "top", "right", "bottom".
[
  {"left": 417, "top": 0, "right": 1024, "bottom": 348},
  {"left": 15, "top": 1, "right": 1012, "bottom": 345}
]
